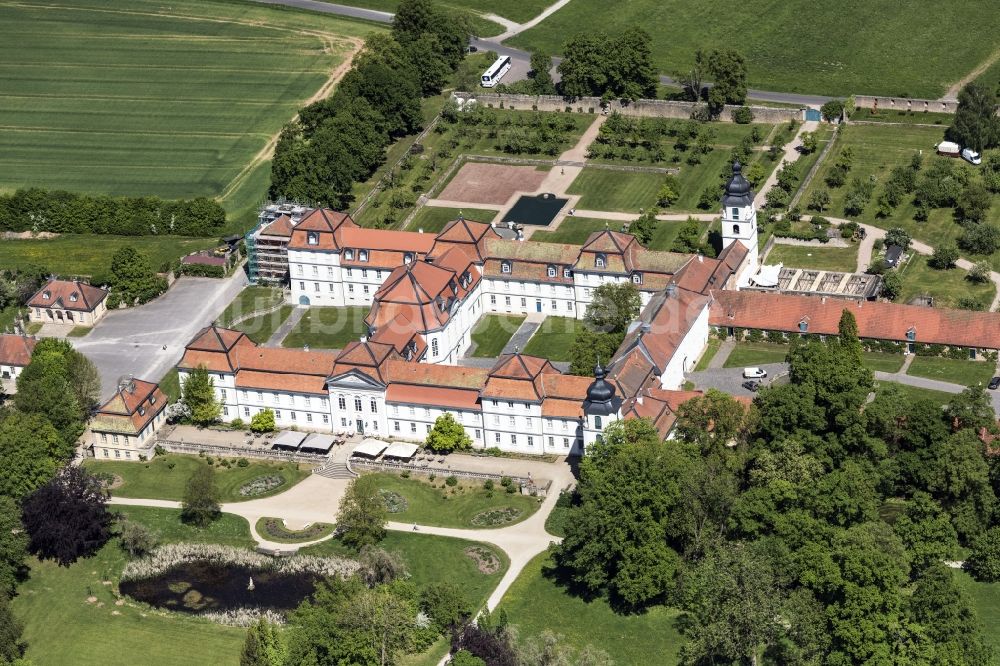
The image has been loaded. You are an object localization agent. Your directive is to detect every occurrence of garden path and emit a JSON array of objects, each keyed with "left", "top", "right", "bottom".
[
  {"left": 263, "top": 305, "right": 306, "bottom": 347},
  {"left": 753, "top": 120, "right": 819, "bottom": 211},
  {"left": 488, "top": 0, "right": 574, "bottom": 41}
]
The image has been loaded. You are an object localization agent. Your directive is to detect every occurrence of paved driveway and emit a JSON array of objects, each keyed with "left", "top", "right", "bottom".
[
  {"left": 72, "top": 272, "right": 248, "bottom": 400},
  {"left": 687, "top": 362, "right": 790, "bottom": 397}
]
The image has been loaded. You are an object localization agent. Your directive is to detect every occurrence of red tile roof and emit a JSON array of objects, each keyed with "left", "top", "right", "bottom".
[
  {"left": 93, "top": 378, "right": 167, "bottom": 435},
  {"left": 385, "top": 384, "right": 481, "bottom": 411},
  {"left": 287, "top": 209, "right": 357, "bottom": 250},
  {"left": 367, "top": 261, "right": 468, "bottom": 334},
  {"left": 187, "top": 325, "right": 248, "bottom": 353},
  {"left": 431, "top": 218, "right": 501, "bottom": 263},
  {"left": 710, "top": 290, "right": 1000, "bottom": 349},
  {"left": 383, "top": 360, "right": 489, "bottom": 390},
  {"left": 28, "top": 279, "right": 107, "bottom": 312},
  {"left": 259, "top": 214, "right": 294, "bottom": 238},
  {"left": 339, "top": 227, "right": 435, "bottom": 254},
  {"left": 0, "top": 335, "right": 36, "bottom": 367}
]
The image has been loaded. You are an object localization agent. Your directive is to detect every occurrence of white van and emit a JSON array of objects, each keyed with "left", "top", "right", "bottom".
[
  {"left": 962, "top": 148, "right": 982, "bottom": 165},
  {"left": 743, "top": 367, "right": 767, "bottom": 379}
]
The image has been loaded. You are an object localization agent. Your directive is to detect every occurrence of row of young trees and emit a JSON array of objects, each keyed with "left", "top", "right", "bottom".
[
  {"left": 552, "top": 310, "right": 999, "bottom": 664},
  {"left": 0, "top": 188, "right": 225, "bottom": 237},
  {"left": 269, "top": 0, "right": 469, "bottom": 210}
]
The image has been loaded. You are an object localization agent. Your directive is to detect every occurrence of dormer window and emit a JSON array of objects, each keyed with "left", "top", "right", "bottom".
[
  {"left": 799, "top": 319, "right": 808, "bottom": 333},
  {"left": 632, "top": 273, "right": 642, "bottom": 284},
  {"left": 359, "top": 250, "right": 368, "bottom": 262},
  {"left": 547, "top": 265, "right": 556, "bottom": 278},
  {"left": 150, "top": 395, "right": 156, "bottom": 404},
  {"left": 595, "top": 253, "right": 606, "bottom": 268},
  {"left": 451, "top": 282, "right": 458, "bottom": 295},
  {"left": 906, "top": 327, "right": 916, "bottom": 341},
  {"left": 501, "top": 261, "right": 511, "bottom": 274},
  {"left": 563, "top": 268, "right": 571, "bottom": 278},
  {"left": 138, "top": 406, "right": 145, "bottom": 416},
  {"left": 403, "top": 252, "right": 414, "bottom": 263},
  {"left": 69, "top": 292, "right": 79, "bottom": 302},
  {"left": 344, "top": 249, "right": 354, "bottom": 260},
  {"left": 42, "top": 291, "right": 50, "bottom": 299},
  {"left": 307, "top": 231, "right": 318, "bottom": 245}
]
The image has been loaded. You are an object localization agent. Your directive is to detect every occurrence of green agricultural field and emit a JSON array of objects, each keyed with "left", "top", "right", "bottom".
[
  {"left": 567, "top": 170, "right": 662, "bottom": 213},
  {"left": 0, "top": 0, "right": 375, "bottom": 201},
  {"left": 366, "top": 473, "right": 541, "bottom": 528},
  {"left": 405, "top": 206, "right": 499, "bottom": 233},
  {"left": 523, "top": 316, "right": 586, "bottom": 361},
  {"left": 0, "top": 234, "right": 218, "bottom": 277},
  {"left": 801, "top": 125, "right": 1000, "bottom": 252},
  {"left": 766, "top": 244, "right": 859, "bottom": 272},
  {"left": 897, "top": 255, "right": 996, "bottom": 310},
  {"left": 470, "top": 314, "right": 525, "bottom": 357},
  {"left": 282, "top": 306, "right": 370, "bottom": 349},
  {"left": 321, "top": 0, "right": 550, "bottom": 23},
  {"left": 906, "top": 356, "right": 995, "bottom": 387},
  {"left": 499, "top": 554, "right": 686, "bottom": 665},
  {"left": 85, "top": 454, "right": 310, "bottom": 503},
  {"left": 509, "top": 0, "right": 999, "bottom": 97}
]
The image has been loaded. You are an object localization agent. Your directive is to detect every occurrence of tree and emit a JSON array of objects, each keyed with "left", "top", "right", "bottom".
[
  {"left": 673, "top": 389, "right": 749, "bottom": 453},
  {"left": 947, "top": 82, "right": 1000, "bottom": 152},
  {"left": 584, "top": 282, "right": 640, "bottom": 336},
  {"left": 0, "top": 497, "right": 27, "bottom": 598},
  {"left": 838, "top": 308, "right": 863, "bottom": 365},
  {"left": 0, "top": 593, "right": 25, "bottom": 664},
  {"left": 450, "top": 651, "right": 486, "bottom": 666},
  {"left": 14, "top": 339, "right": 86, "bottom": 450},
  {"left": 21, "top": 466, "right": 111, "bottom": 566},
  {"left": 181, "top": 463, "right": 220, "bottom": 527},
  {"left": 655, "top": 177, "right": 679, "bottom": 207},
  {"left": 0, "top": 411, "right": 62, "bottom": 499},
  {"left": 960, "top": 222, "right": 1000, "bottom": 255},
  {"left": 884, "top": 226, "right": 912, "bottom": 250},
  {"left": 945, "top": 385, "right": 996, "bottom": 432},
  {"left": 337, "top": 475, "right": 387, "bottom": 550},
  {"left": 358, "top": 545, "right": 408, "bottom": 586},
  {"left": 567, "top": 328, "right": 623, "bottom": 377},
  {"left": 969, "top": 260, "right": 992, "bottom": 283},
  {"left": 800, "top": 131, "right": 818, "bottom": 154},
  {"left": 557, "top": 33, "right": 609, "bottom": 98},
  {"left": 608, "top": 26, "right": 658, "bottom": 101},
  {"left": 705, "top": 49, "right": 748, "bottom": 113},
  {"left": 966, "top": 527, "right": 1000, "bottom": 581},
  {"left": 930, "top": 243, "right": 960, "bottom": 269},
  {"left": 65, "top": 347, "right": 100, "bottom": 415},
  {"left": 892, "top": 493, "right": 959, "bottom": 572},
  {"left": 628, "top": 209, "right": 659, "bottom": 245},
  {"left": 241, "top": 617, "right": 286, "bottom": 666},
  {"left": 821, "top": 99, "right": 845, "bottom": 122},
  {"left": 910, "top": 564, "right": 993, "bottom": 665},
  {"left": 425, "top": 413, "right": 472, "bottom": 453},
  {"left": 518, "top": 630, "right": 613, "bottom": 666},
  {"left": 675, "top": 50, "right": 706, "bottom": 102},
  {"left": 926, "top": 429, "right": 996, "bottom": 543},
  {"left": 528, "top": 51, "right": 555, "bottom": 95},
  {"left": 420, "top": 582, "right": 471, "bottom": 632},
  {"left": 109, "top": 245, "right": 165, "bottom": 305},
  {"left": 118, "top": 519, "right": 159, "bottom": 558},
  {"left": 881, "top": 270, "right": 902, "bottom": 300},
  {"left": 249, "top": 409, "right": 275, "bottom": 434},
  {"left": 181, "top": 365, "right": 221, "bottom": 426},
  {"left": 956, "top": 182, "right": 993, "bottom": 224}
]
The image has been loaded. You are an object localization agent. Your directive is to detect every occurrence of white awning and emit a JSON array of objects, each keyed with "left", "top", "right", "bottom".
[
  {"left": 300, "top": 433, "right": 336, "bottom": 452},
  {"left": 752, "top": 263, "right": 782, "bottom": 288},
  {"left": 352, "top": 438, "right": 389, "bottom": 458},
  {"left": 272, "top": 431, "right": 306, "bottom": 449},
  {"left": 383, "top": 442, "right": 419, "bottom": 459}
]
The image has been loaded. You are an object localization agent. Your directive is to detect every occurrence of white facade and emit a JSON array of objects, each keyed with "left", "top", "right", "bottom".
[
  {"left": 659, "top": 305, "right": 711, "bottom": 389},
  {"left": 722, "top": 200, "right": 759, "bottom": 288}
]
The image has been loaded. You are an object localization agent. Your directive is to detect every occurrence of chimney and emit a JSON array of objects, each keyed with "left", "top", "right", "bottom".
[
  {"left": 303, "top": 344, "right": 310, "bottom": 352},
  {"left": 636, "top": 395, "right": 644, "bottom": 405},
  {"left": 698, "top": 255, "right": 703, "bottom": 263},
  {"left": 418, "top": 228, "right": 424, "bottom": 234},
  {"left": 360, "top": 335, "right": 367, "bottom": 343},
  {"left": 666, "top": 284, "right": 677, "bottom": 298}
]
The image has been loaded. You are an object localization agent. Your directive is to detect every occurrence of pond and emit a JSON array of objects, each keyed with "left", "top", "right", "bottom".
[{"left": 120, "top": 561, "right": 320, "bottom": 615}]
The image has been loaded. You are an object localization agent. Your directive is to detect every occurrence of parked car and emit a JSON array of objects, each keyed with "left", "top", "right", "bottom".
[
  {"left": 741, "top": 380, "right": 760, "bottom": 392},
  {"left": 962, "top": 148, "right": 982, "bottom": 165},
  {"left": 989, "top": 376, "right": 1000, "bottom": 390},
  {"left": 936, "top": 140, "right": 961, "bottom": 157},
  {"left": 743, "top": 367, "right": 767, "bottom": 379}
]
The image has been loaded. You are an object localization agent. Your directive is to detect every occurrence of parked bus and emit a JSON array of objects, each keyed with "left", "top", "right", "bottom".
[{"left": 481, "top": 55, "right": 512, "bottom": 88}]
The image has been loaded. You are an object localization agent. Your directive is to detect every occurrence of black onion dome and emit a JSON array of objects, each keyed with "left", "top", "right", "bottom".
[
  {"left": 722, "top": 161, "right": 754, "bottom": 207},
  {"left": 586, "top": 360, "right": 615, "bottom": 403}
]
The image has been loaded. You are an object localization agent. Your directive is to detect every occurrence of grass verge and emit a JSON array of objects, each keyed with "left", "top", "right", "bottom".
[{"left": 470, "top": 314, "right": 525, "bottom": 357}]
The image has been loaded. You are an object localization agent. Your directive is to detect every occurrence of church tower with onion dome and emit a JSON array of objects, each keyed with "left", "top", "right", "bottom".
[{"left": 720, "top": 161, "right": 759, "bottom": 286}]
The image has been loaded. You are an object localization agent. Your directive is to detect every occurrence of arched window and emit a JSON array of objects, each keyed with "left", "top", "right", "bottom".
[
  {"left": 594, "top": 415, "right": 602, "bottom": 429},
  {"left": 732, "top": 224, "right": 740, "bottom": 235}
]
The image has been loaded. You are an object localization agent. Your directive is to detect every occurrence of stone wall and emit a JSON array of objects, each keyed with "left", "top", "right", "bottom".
[
  {"left": 454, "top": 92, "right": 802, "bottom": 124},
  {"left": 853, "top": 95, "right": 956, "bottom": 114}
]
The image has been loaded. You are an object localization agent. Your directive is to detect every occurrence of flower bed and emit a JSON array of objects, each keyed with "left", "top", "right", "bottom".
[
  {"left": 379, "top": 489, "right": 408, "bottom": 513},
  {"left": 471, "top": 506, "right": 522, "bottom": 527},
  {"left": 239, "top": 474, "right": 284, "bottom": 497},
  {"left": 257, "top": 518, "right": 335, "bottom": 544},
  {"left": 464, "top": 545, "right": 501, "bottom": 575}
]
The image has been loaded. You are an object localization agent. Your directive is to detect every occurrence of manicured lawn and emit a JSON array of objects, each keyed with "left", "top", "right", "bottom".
[
  {"left": 218, "top": 286, "right": 292, "bottom": 344},
  {"left": 766, "top": 243, "right": 859, "bottom": 272},
  {"left": 405, "top": 206, "right": 499, "bottom": 233},
  {"left": 498, "top": 554, "right": 685, "bottom": 665},
  {"left": 471, "top": 314, "right": 525, "bottom": 357},
  {"left": 113, "top": 506, "right": 256, "bottom": 548},
  {"left": 954, "top": 569, "right": 1000, "bottom": 659},
  {"left": 0, "top": 0, "right": 373, "bottom": 199},
  {"left": 12, "top": 540, "right": 246, "bottom": 666},
  {"left": 876, "top": 381, "right": 958, "bottom": 406},
  {"left": 906, "top": 356, "right": 996, "bottom": 387},
  {"left": 157, "top": 367, "right": 181, "bottom": 403},
  {"left": 723, "top": 342, "right": 790, "bottom": 368},
  {"left": 523, "top": 316, "right": 587, "bottom": 362},
  {"left": 0, "top": 234, "right": 218, "bottom": 277},
  {"left": 862, "top": 351, "right": 906, "bottom": 373},
  {"left": 567, "top": 170, "right": 663, "bottom": 213},
  {"left": 897, "top": 255, "right": 996, "bottom": 310},
  {"left": 85, "top": 453, "right": 310, "bottom": 503},
  {"left": 366, "top": 473, "right": 541, "bottom": 528},
  {"left": 282, "top": 306, "right": 369, "bottom": 349},
  {"left": 231, "top": 306, "right": 294, "bottom": 345},
  {"left": 531, "top": 217, "right": 614, "bottom": 245},
  {"left": 694, "top": 337, "right": 723, "bottom": 371},
  {"left": 509, "top": 0, "right": 998, "bottom": 97}
]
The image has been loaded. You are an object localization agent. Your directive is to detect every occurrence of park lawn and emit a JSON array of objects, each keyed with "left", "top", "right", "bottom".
[
  {"left": 567, "top": 169, "right": 662, "bottom": 213},
  {"left": 366, "top": 472, "right": 542, "bottom": 528},
  {"left": 723, "top": 342, "right": 790, "bottom": 368},
  {"left": 158, "top": 367, "right": 181, "bottom": 403},
  {"left": 694, "top": 337, "right": 723, "bottom": 371},
  {"left": 282, "top": 306, "right": 369, "bottom": 349},
  {"left": 508, "top": 0, "right": 998, "bottom": 97},
  {"left": 766, "top": 244, "right": 859, "bottom": 272},
  {"left": 897, "top": 255, "right": 996, "bottom": 310},
  {"left": 112, "top": 506, "right": 256, "bottom": 548},
  {"left": 12, "top": 540, "right": 246, "bottom": 666},
  {"left": 0, "top": 234, "right": 218, "bottom": 277},
  {"left": 471, "top": 314, "right": 525, "bottom": 357},
  {"left": 531, "top": 217, "right": 616, "bottom": 245},
  {"left": 84, "top": 454, "right": 310, "bottom": 503},
  {"left": 876, "top": 381, "right": 958, "bottom": 406},
  {"left": 231, "top": 306, "right": 294, "bottom": 345},
  {"left": 954, "top": 569, "right": 1000, "bottom": 659},
  {"left": 906, "top": 356, "right": 996, "bottom": 387},
  {"left": 0, "top": 0, "right": 375, "bottom": 200},
  {"left": 498, "top": 553, "right": 685, "bottom": 665},
  {"left": 405, "top": 206, "right": 499, "bottom": 233},
  {"left": 217, "top": 286, "right": 292, "bottom": 344},
  {"left": 523, "top": 316, "right": 586, "bottom": 362}
]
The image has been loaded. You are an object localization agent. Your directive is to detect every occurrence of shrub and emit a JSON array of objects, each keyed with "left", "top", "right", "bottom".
[
  {"left": 119, "top": 519, "right": 159, "bottom": 557},
  {"left": 249, "top": 409, "right": 276, "bottom": 434},
  {"left": 154, "top": 445, "right": 167, "bottom": 456},
  {"left": 237, "top": 457, "right": 249, "bottom": 468},
  {"left": 445, "top": 475, "right": 458, "bottom": 487},
  {"left": 229, "top": 418, "right": 245, "bottom": 430},
  {"left": 483, "top": 480, "right": 494, "bottom": 491},
  {"left": 500, "top": 476, "right": 512, "bottom": 487},
  {"left": 731, "top": 106, "right": 754, "bottom": 124},
  {"left": 966, "top": 528, "right": 1000, "bottom": 582}
]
